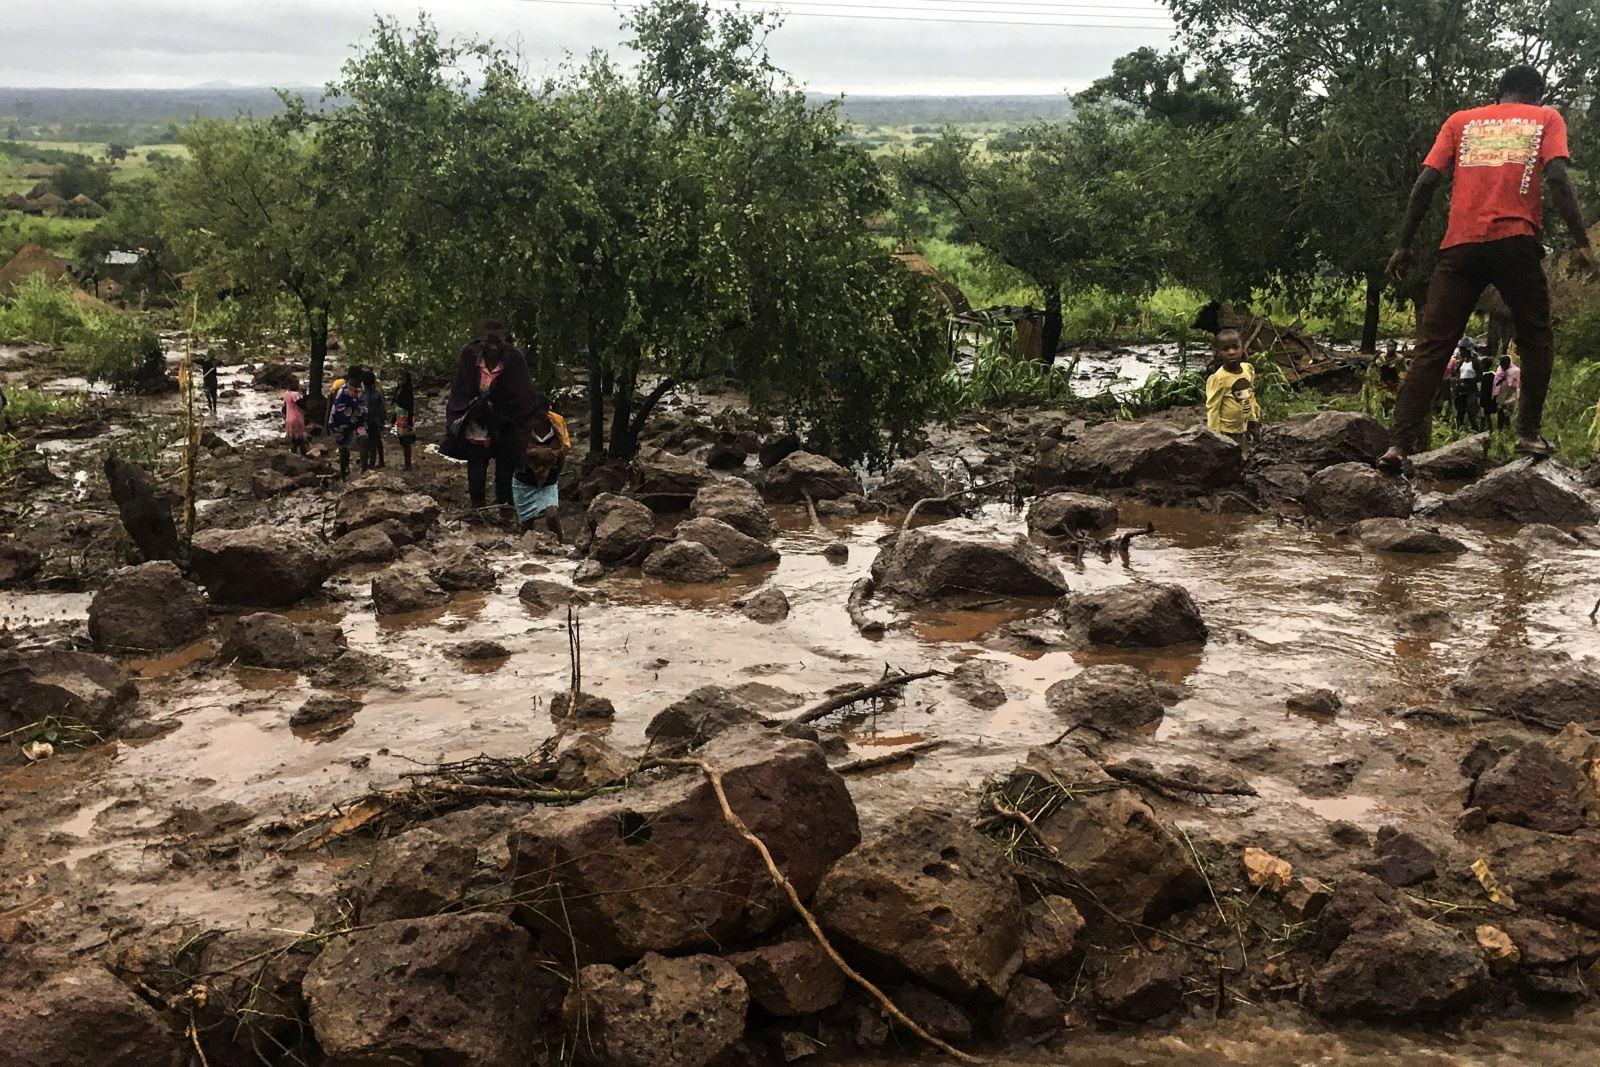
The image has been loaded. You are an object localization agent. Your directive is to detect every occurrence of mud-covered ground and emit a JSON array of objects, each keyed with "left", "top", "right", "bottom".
[{"left": 3, "top": 339, "right": 1600, "bottom": 1065}]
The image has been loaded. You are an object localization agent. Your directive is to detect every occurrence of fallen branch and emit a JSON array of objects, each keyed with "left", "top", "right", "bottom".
[
  {"left": 664, "top": 755, "right": 984, "bottom": 1064},
  {"left": 789, "top": 668, "right": 942, "bottom": 727},
  {"left": 901, "top": 478, "right": 1014, "bottom": 532},
  {"left": 835, "top": 739, "right": 946, "bottom": 776},
  {"left": 846, "top": 577, "right": 886, "bottom": 637},
  {"left": 1590, "top": 596, "right": 1599, "bottom": 623},
  {"left": 801, "top": 492, "right": 830, "bottom": 537},
  {"left": 1102, "top": 763, "right": 1257, "bottom": 798}
]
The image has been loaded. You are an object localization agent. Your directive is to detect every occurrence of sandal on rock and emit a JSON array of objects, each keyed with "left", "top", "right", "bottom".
[{"left": 1514, "top": 436, "right": 1554, "bottom": 459}]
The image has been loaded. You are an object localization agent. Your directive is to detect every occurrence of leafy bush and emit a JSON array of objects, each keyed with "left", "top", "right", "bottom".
[
  {"left": 0, "top": 274, "right": 82, "bottom": 344},
  {"left": 2, "top": 388, "right": 85, "bottom": 427},
  {"left": 66, "top": 314, "right": 166, "bottom": 393}
]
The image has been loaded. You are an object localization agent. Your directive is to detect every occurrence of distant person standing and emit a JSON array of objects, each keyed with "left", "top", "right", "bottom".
[
  {"left": 1205, "top": 329, "right": 1261, "bottom": 445},
  {"left": 200, "top": 357, "right": 219, "bottom": 415},
  {"left": 393, "top": 371, "right": 417, "bottom": 471},
  {"left": 1453, "top": 350, "right": 1480, "bottom": 428},
  {"left": 361, "top": 370, "right": 386, "bottom": 471},
  {"left": 1493, "top": 352, "right": 1522, "bottom": 431},
  {"left": 327, "top": 378, "right": 361, "bottom": 480},
  {"left": 1381, "top": 65, "right": 1595, "bottom": 469},
  {"left": 442, "top": 318, "right": 540, "bottom": 517},
  {"left": 1475, "top": 352, "right": 1497, "bottom": 430},
  {"left": 282, "top": 378, "right": 308, "bottom": 455}
]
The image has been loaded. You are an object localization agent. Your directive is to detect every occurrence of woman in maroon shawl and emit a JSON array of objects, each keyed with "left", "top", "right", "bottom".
[{"left": 442, "top": 318, "right": 540, "bottom": 513}]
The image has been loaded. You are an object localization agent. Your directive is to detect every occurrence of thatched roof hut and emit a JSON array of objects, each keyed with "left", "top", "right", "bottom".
[
  {"left": 21, "top": 163, "right": 61, "bottom": 180},
  {"left": 26, "top": 181, "right": 54, "bottom": 200},
  {"left": 28, "top": 191, "right": 70, "bottom": 217},
  {"left": 892, "top": 241, "right": 971, "bottom": 315},
  {"left": 0, "top": 243, "right": 72, "bottom": 298},
  {"left": 2, "top": 192, "right": 28, "bottom": 212},
  {"left": 65, "top": 193, "right": 107, "bottom": 219}
]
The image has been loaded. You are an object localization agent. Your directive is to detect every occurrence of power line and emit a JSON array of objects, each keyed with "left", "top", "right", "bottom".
[{"left": 514, "top": 0, "right": 1175, "bottom": 29}]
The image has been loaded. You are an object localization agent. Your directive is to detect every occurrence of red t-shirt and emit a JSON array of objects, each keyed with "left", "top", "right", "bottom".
[{"left": 1424, "top": 103, "right": 1569, "bottom": 248}]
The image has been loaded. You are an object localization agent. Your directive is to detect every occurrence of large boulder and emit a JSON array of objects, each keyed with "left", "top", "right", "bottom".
[
  {"left": 1059, "top": 582, "right": 1207, "bottom": 647},
  {"left": 1448, "top": 648, "right": 1600, "bottom": 726},
  {"left": 1410, "top": 433, "right": 1490, "bottom": 481},
  {"left": 371, "top": 564, "right": 450, "bottom": 615},
  {"left": 1433, "top": 460, "right": 1599, "bottom": 526},
  {"left": 428, "top": 547, "right": 497, "bottom": 591},
  {"left": 332, "top": 474, "right": 441, "bottom": 541},
  {"left": 690, "top": 480, "right": 775, "bottom": 539},
  {"left": 762, "top": 451, "right": 863, "bottom": 503},
  {"left": 506, "top": 726, "right": 859, "bottom": 961},
  {"left": 220, "top": 612, "right": 346, "bottom": 669},
  {"left": 813, "top": 806, "right": 1024, "bottom": 998},
  {"left": 304, "top": 913, "right": 540, "bottom": 1067},
  {"left": 87, "top": 561, "right": 208, "bottom": 652},
  {"left": 0, "top": 964, "right": 180, "bottom": 1067},
  {"left": 1261, "top": 411, "right": 1389, "bottom": 470},
  {"left": 642, "top": 540, "right": 727, "bottom": 583},
  {"left": 582, "top": 493, "right": 655, "bottom": 564},
  {"left": 1470, "top": 727, "right": 1600, "bottom": 835},
  {"left": 1303, "top": 463, "right": 1414, "bottom": 522},
  {"left": 632, "top": 448, "right": 713, "bottom": 511},
  {"left": 993, "top": 746, "right": 1205, "bottom": 927},
  {"left": 331, "top": 525, "right": 398, "bottom": 564},
  {"left": 674, "top": 517, "right": 778, "bottom": 569},
  {"left": 564, "top": 953, "right": 747, "bottom": 1067},
  {"left": 1353, "top": 517, "right": 1467, "bottom": 554},
  {"left": 870, "top": 520, "right": 1069, "bottom": 600},
  {"left": 0, "top": 649, "right": 137, "bottom": 735},
  {"left": 872, "top": 455, "right": 954, "bottom": 507},
  {"left": 1026, "top": 492, "right": 1119, "bottom": 536},
  {"left": 1481, "top": 824, "right": 1600, "bottom": 928},
  {"left": 359, "top": 825, "right": 477, "bottom": 923},
  {"left": 1033, "top": 422, "right": 1242, "bottom": 493},
  {"left": 1306, "top": 873, "right": 1488, "bottom": 1019},
  {"left": 735, "top": 587, "right": 791, "bottom": 624},
  {"left": 189, "top": 525, "right": 331, "bottom": 607},
  {"left": 1045, "top": 665, "right": 1166, "bottom": 738}
]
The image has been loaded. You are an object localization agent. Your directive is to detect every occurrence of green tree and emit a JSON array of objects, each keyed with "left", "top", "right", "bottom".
[
  {"left": 160, "top": 114, "right": 352, "bottom": 399},
  {"left": 52, "top": 159, "right": 112, "bottom": 203},
  {"left": 75, "top": 176, "right": 179, "bottom": 299}
]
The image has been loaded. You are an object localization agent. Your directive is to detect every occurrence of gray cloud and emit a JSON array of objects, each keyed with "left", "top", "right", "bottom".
[{"left": 0, "top": 1, "right": 1172, "bottom": 93}]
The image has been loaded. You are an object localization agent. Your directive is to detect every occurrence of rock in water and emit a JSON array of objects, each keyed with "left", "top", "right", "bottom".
[
  {"left": 517, "top": 579, "right": 592, "bottom": 613},
  {"left": 220, "top": 612, "right": 346, "bottom": 669},
  {"left": 104, "top": 453, "right": 181, "bottom": 563},
  {"left": 674, "top": 516, "right": 779, "bottom": 568},
  {"left": 581, "top": 493, "right": 655, "bottom": 564},
  {"left": 1448, "top": 648, "right": 1600, "bottom": 726},
  {"left": 564, "top": 953, "right": 748, "bottom": 1067},
  {"left": 872, "top": 454, "right": 953, "bottom": 507},
  {"left": 88, "top": 561, "right": 208, "bottom": 651},
  {"left": 1026, "top": 492, "right": 1119, "bottom": 535},
  {"left": 642, "top": 540, "right": 728, "bottom": 583},
  {"left": 1303, "top": 463, "right": 1414, "bottom": 522},
  {"left": 371, "top": 565, "right": 450, "bottom": 615},
  {"left": 1045, "top": 664, "right": 1166, "bottom": 738},
  {"left": 735, "top": 587, "right": 791, "bottom": 623},
  {"left": 506, "top": 726, "right": 858, "bottom": 961},
  {"left": 632, "top": 447, "right": 712, "bottom": 511},
  {"left": 870, "top": 520, "right": 1068, "bottom": 600},
  {"left": 1260, "top": 411, "right": 1389, "bottom": 469},
  {"left": 1033, "top": 422, "right": 1242, "bottom": 493},
  {"left": 428, "top": 547, "right": 497, "bottom": 591},
  {"left": 1307, "top": 873, "right": 1487, "bottom": 1019},
  {"left": 645, "top": 686, "right": 768, "bottom": 754},
  {"left": 332, "top": 474, "right": 441, "bottom": 541},
  {"left": 1353, "top": 517, "right": 1466, "bottom": 554},
  {"left": 1059, "top": 583, "right": 1207, "bottom": 647},
  {"left": 304, "top": 913, "right": 540, "bottom": 1067},
  {"left": 1410, "top": 433, "right": 1489, "bottom": 481},
  {"left": 690, "top": 480, "right": 775, "bottom": 539},
  {"left": 812, "top": 806, "right": 1025, "bottom": 998},
  {"left": 189, "top": 525, "right": 331, "bottom": 607},
  {"left": 762, "top": 451, "right": 863, "bottom": 502},
  {"left": 994, "top": 746, "right": 1205, "bottom": 927},
  {"left": 1433, "top": 460, "right": 1599, "bottom": 525},
  {"left": 0, "top": 964, "right": 180, "bottom": 1067},
  {"left": 0, "top": 649, "right": 137, "bottom": 736}
]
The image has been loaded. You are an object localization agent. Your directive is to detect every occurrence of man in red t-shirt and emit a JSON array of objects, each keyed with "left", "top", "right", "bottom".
[{"left": 1379, "top": 65, "right": 1593, "bottom": 469}]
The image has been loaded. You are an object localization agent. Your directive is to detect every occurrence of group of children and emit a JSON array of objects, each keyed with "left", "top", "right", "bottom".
[{"left": 280, "top": 367, "right": 418, "bottom": 478}]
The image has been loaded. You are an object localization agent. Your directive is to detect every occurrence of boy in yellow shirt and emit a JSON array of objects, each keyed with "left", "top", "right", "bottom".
[{"left": 1205, "top": 328, "right": 1262, "bottom": 444}]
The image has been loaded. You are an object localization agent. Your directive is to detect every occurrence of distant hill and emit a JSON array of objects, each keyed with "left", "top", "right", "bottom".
[{"left": 0, "top": 87, "right": 1072, "bottom": 143}]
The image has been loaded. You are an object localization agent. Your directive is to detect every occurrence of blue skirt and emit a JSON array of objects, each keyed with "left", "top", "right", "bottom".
[{"left": 513, "top": 480, "right": 559, "bottom": 524}]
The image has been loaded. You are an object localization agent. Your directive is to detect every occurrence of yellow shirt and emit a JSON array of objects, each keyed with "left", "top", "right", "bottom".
[{"left": 1206, "top": 363, "right": 1261, "bottom": 435}]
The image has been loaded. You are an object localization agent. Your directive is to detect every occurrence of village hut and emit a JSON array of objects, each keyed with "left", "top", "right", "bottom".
[
  {"left": 65, "top": 193, "right": 107, "bottom": 219},
  {"left": 0, "top": 243, "right": 72, "bottom": 298},
  {"left": 2, "top": 192, "right": 29, "bottom": 213},
  {"left": 892, "top": 240, "right": 972, "bottom": 315},
  {"left": 26, "top": 181, "right": 54, "bottom": 200},
  {"left": 28, "top": 191, "right": 70, "bottom": 217}
]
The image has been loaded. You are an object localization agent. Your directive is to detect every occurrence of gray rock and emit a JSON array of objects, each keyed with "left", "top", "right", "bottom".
[
  {"left": 582, "top": 493, "right": 655, "bottom": 564},
  {"left": 1304, "top": 462, "right": 1414, "bottom": 522},
  {"left": 1059, "top": 582, "right": 1207, "bottom": 647},
  {"left": 0, "top": 649, "right": 138, "bottom": 736},
  {"left": 1045, "top": 664, "right": 1166, "bottom": 738},
  {"left": 735, "top": 587, "right": 791, "bottom": 624},
  {"left": 1434, "top": 460, "right": 1599, "bottom": 526},
  {"left": 190, "top": 525, "right": 331, "bottom": 607},
  {"left": 1353, "top": 517, "right": 1466, "bottom": 554},
  {"left": 1262, "top": 411, "right": 1389, "bottom": 469},
  {"left": 88, "top": 561, "right": 208, "bottom": 652},
  {"left": 1410, "top": 433, "right": 1489, "bottom": 481},
  {"left": 1034, "top": 422, "right": 1242, "bottom": 493},
  {"left": 871, "top": 520, "right": 1068, "bottom": 600},
  {"left": 1026, "top": 492, "right": 1119, "bottom": 535},
  {"left": 360, "top": 825, "right": 476, "bottom": 922},
  {"left": 690, "top": 479, "right": 776, "bottom": 539},
  {"left": 371, "top": 565, "right": 450, "bottom": 615},
  {"left": 642, "top": 540, "right": 728, "bottom": 583},
  {"left": 674, "top": 516, "right": 778, "bottom": 568},
  {"left": 763, "top": 451, "right": 863, "bottom": 503}
]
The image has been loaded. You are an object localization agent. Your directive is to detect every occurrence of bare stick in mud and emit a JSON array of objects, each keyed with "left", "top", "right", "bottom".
[
  {"left": 789, "top": 668, "right": 942, "bottom": 727},
  {"left": 179, "top": 296, "right": 201, "bottom": 541},
  {"left": 1590, "top": 596, "right": 1599, "bottom": 622},
  {"left": 1100, "top": 762, "right": 1258, "bottom": 799},
  {"left": 801, "top": 492, "right": 830, "bottom": 536},
  {"left": 846, "top": 576, "right": 885, "bottom": 637},
  {"left": 835, "top": 738, "right": 946, "bottom": 775},
  {"left": 663, "top": 755, "right": 985, "bottom": 1065},
  {"left": 900, "top": 478, "right": 1015, "bottom": 532}
]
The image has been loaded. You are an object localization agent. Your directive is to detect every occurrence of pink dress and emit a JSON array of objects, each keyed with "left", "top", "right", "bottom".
[{"left": 283, "top": 391, "right": 307, "bottom": 439}]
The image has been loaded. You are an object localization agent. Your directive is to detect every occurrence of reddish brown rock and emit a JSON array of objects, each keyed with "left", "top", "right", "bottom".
[
  {"left": 726, "top": 937, "right": 845, "bottom": 1016},
  {"left": 564, "top": 953, "right": 747, "bottom": 1067}
]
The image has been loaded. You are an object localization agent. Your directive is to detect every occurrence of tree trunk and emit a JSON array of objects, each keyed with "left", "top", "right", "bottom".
[
  {"left": 627, "top": 376, "right": 677, "bottom": 448},
  {"left": 1360, "top": 273, "right": 1382, "bottom": 355},
  {"left": 587, "top": 346, "right": 607, "bottom": 460},
  {"left": 609, "top": 362, "right": 636, "bottom": 459},
  {"left": 1041, "top": 288, "right": 1063, "bottom": 365},
  {"left": 308, "top": 305, "right": 329, "bottom": 398}
]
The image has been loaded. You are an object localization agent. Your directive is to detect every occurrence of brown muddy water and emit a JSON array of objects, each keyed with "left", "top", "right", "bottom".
[{"left": 5, "top": 355, "right": 1600, "bottom": 1061}]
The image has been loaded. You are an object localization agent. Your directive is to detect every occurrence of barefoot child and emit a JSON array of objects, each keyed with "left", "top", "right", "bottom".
[
  {"left": 1205, "top": 328, "right": 1261, "bottom": 444},
  {"left": 513, "top": 397, "right": 570, "bottom": 540},
  {"left": 282, "top": 378, "right": 308, "bottom": 455}
]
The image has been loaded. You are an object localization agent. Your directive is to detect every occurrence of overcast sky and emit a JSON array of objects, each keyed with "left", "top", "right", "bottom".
[{"left": 1, "top": 0, "right": 1175, "bottom": 94}]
